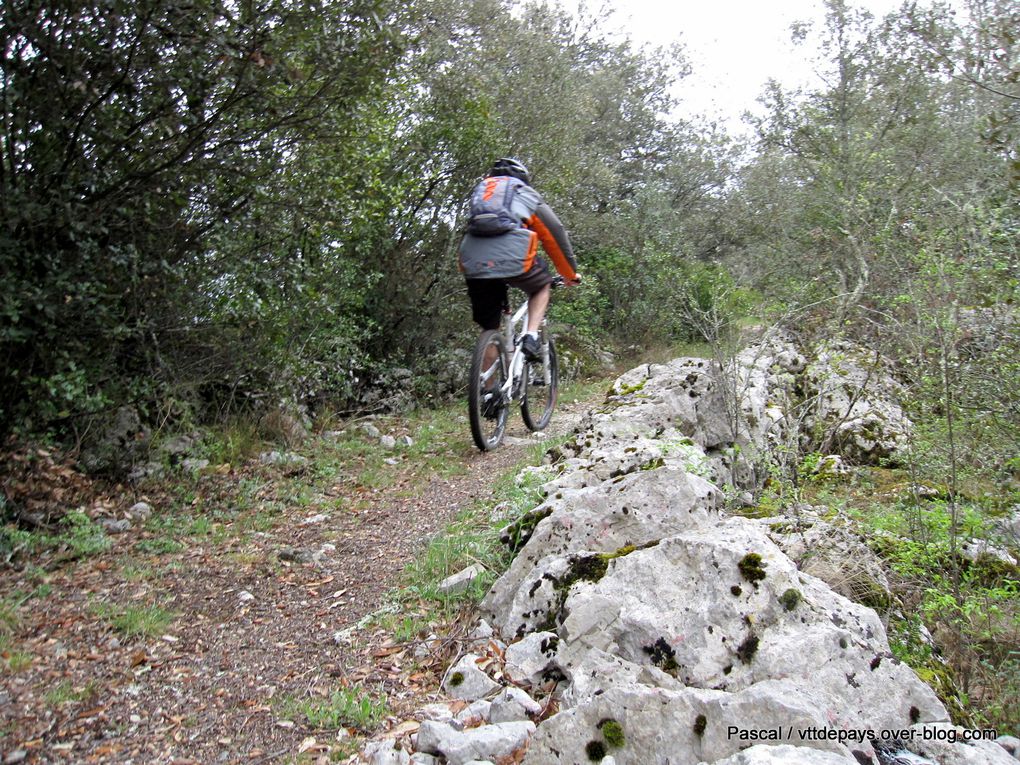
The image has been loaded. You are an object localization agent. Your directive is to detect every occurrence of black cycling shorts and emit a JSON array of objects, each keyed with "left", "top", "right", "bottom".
[{"left": 466, "top": 257, "right": 553, "bottom": 330}]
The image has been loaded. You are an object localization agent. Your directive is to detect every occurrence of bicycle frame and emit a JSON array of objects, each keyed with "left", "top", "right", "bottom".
[
  {"left": 494, "top": 298, "right": 531, "bottom": 402},
  {"left": 477, "top": 292, "right": 548, "bottom": 406},
  {"left": 469, "top": 278, "right": 562, "bottom": 450}
]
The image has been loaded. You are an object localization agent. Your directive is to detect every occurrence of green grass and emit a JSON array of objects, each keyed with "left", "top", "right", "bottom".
[
  {"left": 90, "top": 600, "right": 177, "bottom": 639},
  {"left": 402, "top": 446, "right": 549, "bottom": 605},
  {"left": 136, "top": 537, "right": 185, "bottom": 555},
  {"left": 805, "top": 467, "right": 1020, "bottom": 732},
  {"left": 44, "top": 679, "right": 99, "bottom": 707},
  {"left": 0, "top": 583, "right": 53, "bottom": 638},
  {"left": 4, "top": 650, "right": 32, "bottom": 672},
  {"left": 278, "top": 688, "right": 389, "bottom": 733},
  {"left": 2, "top": 511, "right": 110, "bottom": 561}
]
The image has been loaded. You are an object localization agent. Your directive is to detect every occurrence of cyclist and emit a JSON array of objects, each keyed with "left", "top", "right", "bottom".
[{"left": 459, "top": 158, "right": 580, "bottom": 369}]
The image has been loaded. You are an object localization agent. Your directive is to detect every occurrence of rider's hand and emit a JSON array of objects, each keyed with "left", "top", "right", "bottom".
[{"left": 567, "top": 274, "right": 582, "bottom": 286}]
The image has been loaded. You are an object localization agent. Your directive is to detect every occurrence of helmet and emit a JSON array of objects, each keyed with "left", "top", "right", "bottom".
[{"left": 489, "top": 157, "right": 531, "bottom": 185}]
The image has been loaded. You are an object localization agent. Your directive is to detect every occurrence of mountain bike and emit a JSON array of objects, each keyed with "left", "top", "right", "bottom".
[{"left": 468, "top": 279, "right": 561, "bottom": 451}]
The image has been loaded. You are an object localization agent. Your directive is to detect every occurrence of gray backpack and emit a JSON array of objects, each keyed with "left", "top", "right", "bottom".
[{"left": 466, "top": 176, "right": 524, "bottom": 236}]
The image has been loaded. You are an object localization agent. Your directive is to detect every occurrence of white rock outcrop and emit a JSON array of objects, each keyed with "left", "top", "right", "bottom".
[{"left": 368, "top": 337, "right": 1008, "bottom": 765}]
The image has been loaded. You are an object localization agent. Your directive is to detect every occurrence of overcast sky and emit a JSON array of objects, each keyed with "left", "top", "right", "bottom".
[{"left": 566, "top": 0, "right": 920, "bottom": 133}]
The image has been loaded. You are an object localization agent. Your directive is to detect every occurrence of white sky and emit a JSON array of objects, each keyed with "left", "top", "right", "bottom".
[{"left": 565, "top": 0, "right": 926, "bottom": 134}]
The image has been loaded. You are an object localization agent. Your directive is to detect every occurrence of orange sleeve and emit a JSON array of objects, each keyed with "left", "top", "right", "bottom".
[{"left": 527, "top": 214, "right": 578, "bottom": 281}]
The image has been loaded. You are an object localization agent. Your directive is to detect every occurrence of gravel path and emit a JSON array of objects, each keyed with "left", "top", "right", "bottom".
[{"left": 0, "top": 398, "right": 592, "bottom": 764}]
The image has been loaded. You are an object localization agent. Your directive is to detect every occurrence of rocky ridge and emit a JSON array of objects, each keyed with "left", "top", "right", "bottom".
[{"left": 362, "top": 333, "right": 1017, "bottom": 765}]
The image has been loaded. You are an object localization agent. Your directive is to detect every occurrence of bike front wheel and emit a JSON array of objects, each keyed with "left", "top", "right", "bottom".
[
  {"left": 521, "top": 336, "right": 558, "bottom": 432},
  {"left": 468, "top": 330, "right": 510, "bottom": 451}
]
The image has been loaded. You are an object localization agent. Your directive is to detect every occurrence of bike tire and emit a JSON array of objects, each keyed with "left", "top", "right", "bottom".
[
  {"left": 469, "top": 330, "right": 510, "bottom": 451},
  {"left": 521, "top": 336, "right": 558, "bottom": 432}
]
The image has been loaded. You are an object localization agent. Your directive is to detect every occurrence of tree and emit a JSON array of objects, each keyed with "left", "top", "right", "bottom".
[{"left": 0, "top": 0, "right": 400, "bottom": 433}]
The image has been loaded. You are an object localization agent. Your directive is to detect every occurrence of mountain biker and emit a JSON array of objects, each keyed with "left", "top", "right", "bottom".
[{"left": 459, "top": 158, "right": 580, "bottom": 369}]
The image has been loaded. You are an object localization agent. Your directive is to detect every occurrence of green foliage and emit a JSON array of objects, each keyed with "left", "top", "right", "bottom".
[
  {"left": 1, "top": 511, "right": 109, "bottom": 560},
  {"left": 1, "top": 0, "right": 401, "bottom": 436},
  {"left": 89, "top": 600, "right": 177, "bottom": 639},
  {"left": 280, "top": 688, "right": 389, "bottom": 733},
  {"left": 59, "top": 511, "right": 111, "bottom": 557}
]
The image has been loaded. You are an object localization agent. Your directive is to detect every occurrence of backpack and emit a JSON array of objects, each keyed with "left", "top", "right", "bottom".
[{"left": 466, "top": 176, "right": 523, "bottom": 236}]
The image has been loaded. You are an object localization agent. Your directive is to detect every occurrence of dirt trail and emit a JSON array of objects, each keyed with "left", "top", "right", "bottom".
[{"left": 0, "top": 399, "right": 592, "bottom": 764}]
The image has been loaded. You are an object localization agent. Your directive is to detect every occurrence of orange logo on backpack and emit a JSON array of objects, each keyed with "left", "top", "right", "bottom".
[{"left": 482, "top": 178, "right": 499, "bottom": 201}]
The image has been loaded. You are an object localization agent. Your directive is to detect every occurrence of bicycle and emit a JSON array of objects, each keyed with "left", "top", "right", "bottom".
[{"left": 468, "top": 278, "right": 562, "bottom": 451}]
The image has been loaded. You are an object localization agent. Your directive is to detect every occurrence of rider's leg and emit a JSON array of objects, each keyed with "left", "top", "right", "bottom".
[
  {"left": 482, "top": 340, "right": 499, "bottom": 390},
  {"left": 466, "top": 278, "right": 508, "bottom": 393},
  {"left": 526, "top": 284, "right": 551, "bottom": 335}
]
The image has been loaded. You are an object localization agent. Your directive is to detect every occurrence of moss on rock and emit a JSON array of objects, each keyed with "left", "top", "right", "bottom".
[{"left": 738, "top": 552, "right": 767, "bottom": 584}]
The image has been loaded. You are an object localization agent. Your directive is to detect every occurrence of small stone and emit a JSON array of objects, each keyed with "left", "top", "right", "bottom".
[
  {"left": 385, "top": 458, "right": 400, "bottom": 466},
  {"left": 301, "top": 514, "right": 329, "bottom": 525},
  {"left": 455, "top": 699, "right": 491, "bottom": 726},
  {"left": 442, "top": 654, "right": 500, "bottom": 701},
  {"left": 380, "top": 435, "right": 397, "bottom": 449},
  {"left": 3, "top": 750, "right": 28, "bottom": 764},
  {"left": 361, "top": 422, "right": 382, "bottom": 439},
  {"left": 400, "top": 435, "right": 414, "bottom": 447},
  {"left": 996, "top": 735, "right": 1020, "bottom": 759},
  {"left": 238, "top": 590, "right": 255, "bottom": 603},
  {"left": 130, "top": 714, "right": 141, "bottom": 724},
  {"left": 181, "top": 458, "right": 210, "bottom": 472},
  {"left": 410, "top": 754, "right": 440, "bottom": 765},
  {"left": 416, "top": 720, "right": 535, "bottom": 765},
  {"left": 100, "top": 518, "right": 132, "bottom": 534},
  {"left": 364, "top": 738, "right": 410, "bottom": 765},
  {"left": 469, "top": 620, "right": 494, "bottom": 641},
  {"left": 128, "top": 501, "right": 152, "bottom": 520},
  {"left": 259, "top": 451, "right": 308, "bottom": 468},
  {"left": 503, "top": 631, "right": 560, "bottom": 686},
  {"left": 278, "top": 548, "right": 314, "bottom": 564},
  {"left": 438, "top": 565, "right": 485, "bottom": 596},
  {"left": 489, "top": 686, "right": 541, "bottom": 723},
  {"left": 416, "top": 703, "right": 457, "bottom": 723}
]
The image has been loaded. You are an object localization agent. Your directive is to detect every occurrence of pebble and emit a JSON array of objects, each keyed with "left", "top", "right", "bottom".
[
  {"left": 100, "top": 518, "right": 132, "bottom": 534},
  {"left": 128, "top": 501, "right": 153, "bottom": 520},
  {"left": 238, "top": 591, "right": 255, "bottom": 603},
  {"left": 278, "top": 548, "right": 314, "bottom": 564}
]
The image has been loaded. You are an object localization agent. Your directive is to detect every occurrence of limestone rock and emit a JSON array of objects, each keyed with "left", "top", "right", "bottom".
[
  {"left": 439, "top": 565, "right": 485, "bottom": 596},
  {"left": 128, "top": 501, "right": 153, "bottom": 520},
  {"left": 364, "top": 738, "right": 410, "bottom": 765},
  {"left": 995, "top": 735, "right": 1020, "bottom": 760},
  {"left": 442, "top": 654, "right": 500, "bottom": 701},
  {"left": 762, "top": 515, "right": 891, "bottom": 609},
  {"left": 488, "top": 686, "right": 542, "bottom": 723},
  {"left": 483, "top": 466, "right": 720, "bottom": 638},
  {"left": 503, "top": 631, "right": 561, "bottom": 687},
  {"left": 455, "top": 699, "right": 491, "bottom": 726},
  {"left": 802, "top": 340, "right": 912, "bottom": 464},
  {"left": 554, "top": 519, "right": 945, "bottom": 733},
  {"left": 902, "top": 724, "right": 1017, "bottom": 764},
  {"left": 416, "top": 720, "right": 535, "bottom": 765},
  {"left": 700, "top": 744, "right": 857, "bottom": 764}
]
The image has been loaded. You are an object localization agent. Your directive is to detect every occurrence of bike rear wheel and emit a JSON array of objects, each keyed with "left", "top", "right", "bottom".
[
  {"left": 469, "top": 330, "right": 510, "bottom": 451},
  {"left": 521, "top": 336, "right": 558, "bottom": 431}
]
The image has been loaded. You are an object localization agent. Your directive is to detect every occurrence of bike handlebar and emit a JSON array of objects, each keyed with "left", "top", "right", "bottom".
[{"left": 551, "top": 274, "right": 581, "bottom": 288}]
